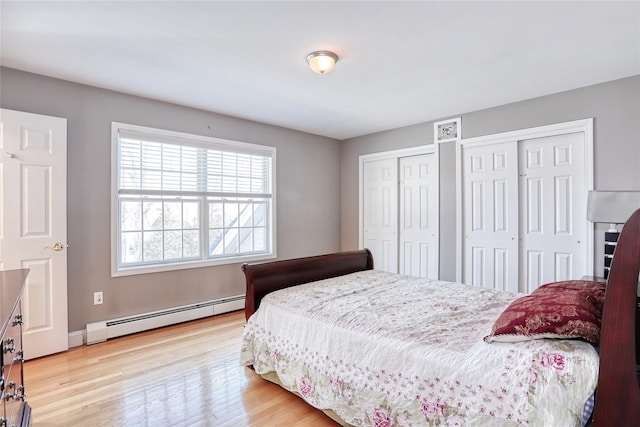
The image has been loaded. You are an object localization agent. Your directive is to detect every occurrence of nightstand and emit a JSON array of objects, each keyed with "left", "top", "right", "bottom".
[{"left": 603, "top": 231, "right": 620, "bottom": 279}]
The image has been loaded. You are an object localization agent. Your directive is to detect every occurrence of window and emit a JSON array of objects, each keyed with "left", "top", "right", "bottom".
[{"left": 111, "top": 122, "right": 276, "bottom": 276}]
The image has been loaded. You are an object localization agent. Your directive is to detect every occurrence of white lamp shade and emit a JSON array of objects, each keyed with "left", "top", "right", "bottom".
[
  {"left": 586, "top": 191, "right": 640, "bottom": 224},
  {"left": 306, "top": 51, "right": 338, "bottom": 74}
]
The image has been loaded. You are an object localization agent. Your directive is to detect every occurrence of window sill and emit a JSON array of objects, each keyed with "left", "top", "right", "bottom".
[{"left": 111, "top": 253, "right": 277, "bottom": 277}]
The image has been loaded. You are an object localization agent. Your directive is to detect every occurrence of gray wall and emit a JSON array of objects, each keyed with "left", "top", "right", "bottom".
[
  {"left": 3, "top": 67, "right": 638, "bottom": 333},
  {"left": 0, "top": 67, "right": 342, "bottom": 332},
  {"left": 341, "top": 75, "right": 640, "bottom": 281}
]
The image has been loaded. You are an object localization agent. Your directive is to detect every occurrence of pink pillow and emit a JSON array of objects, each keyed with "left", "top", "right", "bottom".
[{"left": 484, "top": 280, "right": 605, "bottom": 344}]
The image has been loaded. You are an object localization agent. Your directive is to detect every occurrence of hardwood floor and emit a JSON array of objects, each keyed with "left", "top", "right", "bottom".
[{"left": 25, "top": 310, "right": 340, "bottom": 426}]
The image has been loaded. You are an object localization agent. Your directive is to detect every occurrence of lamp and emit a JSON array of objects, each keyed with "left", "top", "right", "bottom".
[
  {"left": 587, "top": 190, "right": 640, "bottom": 279},
  {"left": 586, "top": 191, "right": 640, "bottom": 231},
  {"left": 306, "top": 51, "right": 338, "bottom": 74}
]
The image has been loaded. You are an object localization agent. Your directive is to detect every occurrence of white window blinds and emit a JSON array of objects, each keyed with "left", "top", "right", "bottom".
[
  {"left": 117, "top": 129, "right": 272, "bottom": 197},
  {"left": 112, "top": 123, "right": 275, "bottom": 276}
]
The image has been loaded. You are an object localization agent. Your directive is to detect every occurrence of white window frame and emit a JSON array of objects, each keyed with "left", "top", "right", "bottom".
[{"left": 111, "top": 122, "right": 277, "bottom": 277}]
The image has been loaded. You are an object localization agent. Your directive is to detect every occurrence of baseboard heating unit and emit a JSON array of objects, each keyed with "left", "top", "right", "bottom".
[{"left": 85, "top": 295, "right": 245, "bottom": 345}]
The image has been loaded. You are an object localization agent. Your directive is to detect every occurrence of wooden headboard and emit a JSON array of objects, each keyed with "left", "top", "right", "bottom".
[
  {"left": 241, "top": 249, "right": 373, "bottom": 320},
  {"left": 591, "top": 208, "right": 640, "bottom": 426}
]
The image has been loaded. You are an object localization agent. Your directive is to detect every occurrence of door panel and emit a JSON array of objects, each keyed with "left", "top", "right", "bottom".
[
  {"left": 519, "top": 132, "right": 586, "bottom": 292},
  {"left": 363, "top": 158, "right": 398, "bottom": 273},
  {"left": 399, "top": 154, "right": 438, "bottom": 279},
  {"left": 0, "top": 109, "right": 68, "bottom": 360},
  {"left": 462, "top": 142, "right": 519, "bottom": 291}
]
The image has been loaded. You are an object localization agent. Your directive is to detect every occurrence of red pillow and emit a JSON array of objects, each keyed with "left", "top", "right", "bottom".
[{"left": 484, "top": 280, "right": 605, "bottom": 344}]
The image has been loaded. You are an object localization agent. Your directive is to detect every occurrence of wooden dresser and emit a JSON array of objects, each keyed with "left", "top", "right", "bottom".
[{"left": 0, "top": 270, "right": 30, "bottom": 427}]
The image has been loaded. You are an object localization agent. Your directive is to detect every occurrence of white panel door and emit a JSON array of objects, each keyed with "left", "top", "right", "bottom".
[
  {"left": 0, "top": 109, "right": 68, "bottom": 360},
  {"left": 363, "top": 158, "right": 398, "bottom": 273},
  {"left": 462, "top": 141, "right": 519, "bottom": 291},
  {"left": 399, "top": 154, "right": 438, "bottom": 279},
  {"left": 519, "top": 132, "right": 586, "bottom": 292}
]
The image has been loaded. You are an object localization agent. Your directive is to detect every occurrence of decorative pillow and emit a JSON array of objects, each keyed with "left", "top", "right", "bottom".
[{"left": 484, "top": 280, "right": 605, "bottom": 344}]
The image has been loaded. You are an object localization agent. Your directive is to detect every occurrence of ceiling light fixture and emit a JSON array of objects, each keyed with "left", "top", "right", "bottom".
[{"left": 306, "top": 51, "right": 338, "bottom": 74}]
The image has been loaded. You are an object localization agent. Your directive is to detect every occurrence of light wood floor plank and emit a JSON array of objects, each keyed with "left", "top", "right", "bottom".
[{"left": 25, "top": 310, "right": 339, "bottom": 427}]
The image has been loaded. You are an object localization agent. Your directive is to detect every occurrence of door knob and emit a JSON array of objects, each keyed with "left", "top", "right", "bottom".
[{"left": 44, "top": 243, "right": 65, "bottom": 252}]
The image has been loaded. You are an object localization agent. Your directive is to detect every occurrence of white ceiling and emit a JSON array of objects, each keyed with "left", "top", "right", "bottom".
[{"left": 1, "top": 1, "right": 639, "bottom": 140}]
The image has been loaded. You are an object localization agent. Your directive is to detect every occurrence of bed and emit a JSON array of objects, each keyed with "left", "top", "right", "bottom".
[{"left": 240, "top": 209, "right": 640, "bottom": 426}]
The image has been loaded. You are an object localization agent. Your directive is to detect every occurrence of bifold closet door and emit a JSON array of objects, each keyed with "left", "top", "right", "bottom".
[
  {"left": 362, "top": 158, "right": 398, "bottom": 273},
  {"left": 399, "top": 154, "right": 438, "bottom": 279}
]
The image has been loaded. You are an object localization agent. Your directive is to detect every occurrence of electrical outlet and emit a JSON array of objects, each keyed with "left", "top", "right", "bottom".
[{"left": 94, "top": 291, "right": 103, "bottom": 305}]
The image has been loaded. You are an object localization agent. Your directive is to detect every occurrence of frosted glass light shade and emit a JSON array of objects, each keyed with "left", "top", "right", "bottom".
[{"left": 306, "top": 51, "right": 338, "bottom": 74}]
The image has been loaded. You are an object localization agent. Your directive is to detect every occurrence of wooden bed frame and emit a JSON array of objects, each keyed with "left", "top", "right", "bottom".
[
  {"left": 242, "top": 248, "right": 374, "bottom": 320},
  {"left": 242, "top": 210, "right": 640, "bottom": 426}
]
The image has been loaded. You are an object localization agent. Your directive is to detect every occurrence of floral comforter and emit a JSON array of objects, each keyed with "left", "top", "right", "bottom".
[{"left": 240, "top": 270, "right": 599, "bottom": 426}]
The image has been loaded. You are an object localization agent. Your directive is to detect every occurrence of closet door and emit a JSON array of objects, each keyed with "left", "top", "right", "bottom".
[
  {"left": 399, "top": 154, "right": 438, "bottom": 279},
  {"left": 462, "top": 142, "right": 519, "bottom": 291},
  {"left": 460, "top": 122, "right": 591, "bottom": 293},
  {"left": 362, "top": 158, "right": 398, "bottom": 273},
  {"left": 519, "top": 132, "right": 586, "bottom": 292}
]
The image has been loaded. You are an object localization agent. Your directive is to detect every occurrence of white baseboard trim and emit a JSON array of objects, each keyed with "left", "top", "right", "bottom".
[
  {"left": 83, "top": 295, "right": 245, "bottom": 345},
  {"left": 68, "top": 330, "right": 85, "bottom": 348}
]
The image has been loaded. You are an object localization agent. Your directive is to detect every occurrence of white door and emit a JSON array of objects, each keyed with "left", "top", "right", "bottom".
[
  {"left": 0, "top": 109, "right": 68, "bottom": 360},
  {"left": 519, "top": 133, "right": 586, "bottom": 292},
  {"left": 462, "top": 141, "right": 520, "bottom": 291},
  {"left": 399, "top": 154, "right": 439, "bottom": 279},
  {"left": 362, "top": 158, "right": 398, "bottom": 273},
  {"left": 460, "top": 123, "right": 590, "bottom": 293}
]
